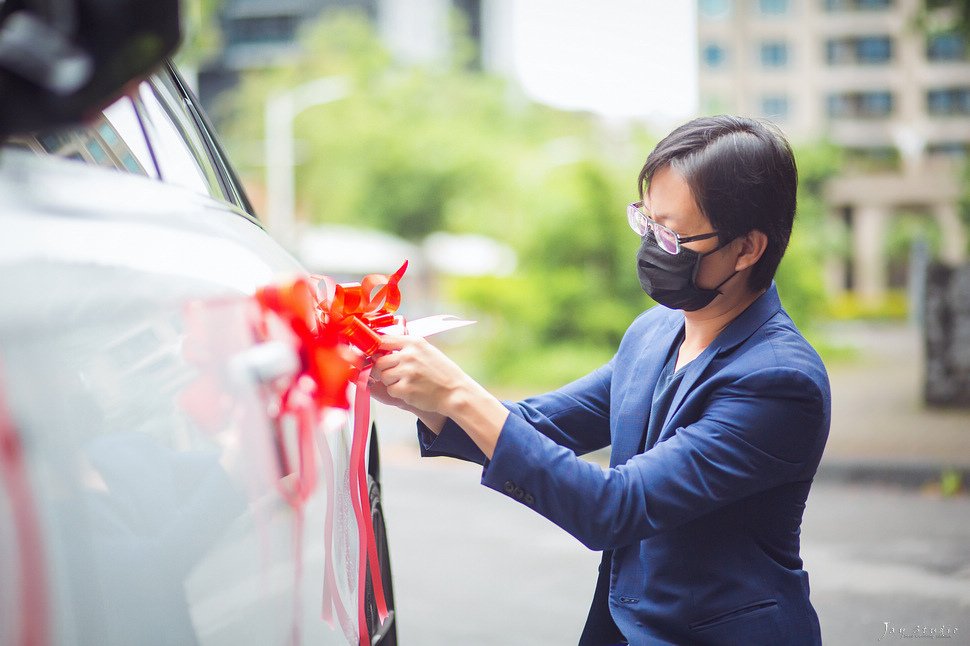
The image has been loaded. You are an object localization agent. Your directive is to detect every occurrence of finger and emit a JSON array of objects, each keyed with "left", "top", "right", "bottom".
[
  {"left": 386, "top": 380, "right": 409, "bottom": 401},
  {"left": 378, "top": 334, "right": 412, "bottom": 352},
  {"left": 379, "top": 368, "right": 402, "bottom": 387},
  {"left": 373, "top": 351, "right": 401, "bottom": 373},
  {"left": 368, "top": 380, "right": 394, "bottom": 403}
]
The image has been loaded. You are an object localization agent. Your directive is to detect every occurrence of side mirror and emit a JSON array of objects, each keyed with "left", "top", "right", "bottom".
[{"left": 0, "top": 0, "right": 181, "bottom": 137}]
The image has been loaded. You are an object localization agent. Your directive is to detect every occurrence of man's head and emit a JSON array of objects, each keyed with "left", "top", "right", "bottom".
[{"left": 638, "top": 115, "right": 798, "bottom": 292}]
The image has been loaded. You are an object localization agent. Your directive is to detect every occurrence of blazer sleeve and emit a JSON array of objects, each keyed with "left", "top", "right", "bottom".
[
  {"left": 479, "top": 365, "right": 828, "bottom": 550},
  {"left": 418, "top": 359, "right": 614, "bottom": 465}
]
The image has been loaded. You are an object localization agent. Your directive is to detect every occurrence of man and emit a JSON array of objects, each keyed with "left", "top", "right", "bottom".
[{"left": 372, "top": 115, "right": 830, "bottom": 645}]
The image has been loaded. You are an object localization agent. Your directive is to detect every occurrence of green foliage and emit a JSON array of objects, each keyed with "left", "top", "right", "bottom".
[
  {"left": 775, "top": 141, "right": 843, "bottom": 331},
  {"left": 884, "top": 212, "right": 943, "bottom": 261},
  {"left": 174, "top": 0, "right": 222, "bottom": 68},
  {"left": 825, "top": 291, "right": 909, "bottom": 321},
  {"left": 919, "top": 0, "right": 970, "bottom": 38},
  {"left": 222, "top": 10, "right": 846, "bottom": 390},
  {"left": 919, "top": 0, "right": 970, "bottom": 255},
  {"left": 940, "top": 468, "right": 964, "bottom": 497},
  {"left": 960, "top": 161, "right": 970, "bottom": 254}
]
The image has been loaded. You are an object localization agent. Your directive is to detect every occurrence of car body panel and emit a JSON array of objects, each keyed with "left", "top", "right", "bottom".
[{"left": 0, "top": 64, "right": 385, "bottom": 645}]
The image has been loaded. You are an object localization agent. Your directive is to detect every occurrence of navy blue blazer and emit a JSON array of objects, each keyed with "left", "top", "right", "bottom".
[{"left": 419, "top": 284, "right": 830, "bottom": 645}]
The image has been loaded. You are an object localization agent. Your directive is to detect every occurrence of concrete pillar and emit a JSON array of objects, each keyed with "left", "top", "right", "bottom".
[
  {"left": 934, "top": 202, "right": 967, "bottom": 265},
  {"left": 481, "top": 0, "right": 516, "bottom": 76},
  {"left": 825, "top": 207, "right": 847, "bottom": 297},
  {"left": 853, "top": 204, "right": 889, "bottom": 302},
  {"left": 379, "top": 0, "right": 450, "bottom": 67}
]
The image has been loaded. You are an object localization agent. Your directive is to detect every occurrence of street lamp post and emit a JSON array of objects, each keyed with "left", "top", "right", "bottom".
[{"left": 264, "top": 76, "right": 349, "bottom": 251}]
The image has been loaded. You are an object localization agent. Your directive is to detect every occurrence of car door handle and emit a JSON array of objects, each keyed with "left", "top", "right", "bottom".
[{"left": 231, "top": 341, "right": 300, "bottom": 385}]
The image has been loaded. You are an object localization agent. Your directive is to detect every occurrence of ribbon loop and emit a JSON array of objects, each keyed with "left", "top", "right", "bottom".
[{"left": 315, "top": 260, "right": 409, "bottom": 362}]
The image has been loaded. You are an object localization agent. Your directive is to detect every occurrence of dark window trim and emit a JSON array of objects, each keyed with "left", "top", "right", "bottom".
[{"left": 163, "top": 63, "right": 259, "bottom": 223}]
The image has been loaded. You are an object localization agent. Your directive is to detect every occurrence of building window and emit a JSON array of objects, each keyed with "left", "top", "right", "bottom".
[
  {"left": 827, "top": 91, "right": 894, "bottom": 118},
  {"left": 761, "top": 94, "right": 790, "bottom": 119},
  {"left": 702, "top": 43, "right": 729, "bottom": 68},
  {"left": 857, "top": 36, "right": 892, "bottom": 63},
  {"left": 226, "top": 16, "right": 298, "bottom": 46},
  {"left": 759, "top": 0, "right": 789, "bottom": 14},
  {"left": 927, "top": 88, "right": 970, "bottom": 115},
  {"left": 824, "top": 0, "right": 892, "bottom": 10},
  {"left": 700, "top": 0, "right": 732, "bottom": 19},
  {"left": 826, "top": 36, "right": 892, "bottom": 64},
  {"left": 927, "top": 32, "right": 967, "bottom": 61},
  {"left": 826, "top": 40, "right": 852, "bottom": 64},
  {"left": 760, "top": 41, "right": 789, "bottom": 67},
  {"left": 860, "top": 91, "right": 893, "bottom": 116},
  {"left": 844, "top": 146, "right": 900, "bottom": 171},
  {"left": 927, "top": 141, "right": 970, "bottom": 158}
]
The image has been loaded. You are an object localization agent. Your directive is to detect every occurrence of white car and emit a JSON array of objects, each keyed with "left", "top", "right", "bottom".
[{"left": 0, "top": 62, "right": 396, "bottom": 646}]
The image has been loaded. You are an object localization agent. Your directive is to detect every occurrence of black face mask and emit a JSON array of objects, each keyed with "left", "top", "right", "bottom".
[{"left": 636, "top": 231, "right": 737, "bottom": 311}]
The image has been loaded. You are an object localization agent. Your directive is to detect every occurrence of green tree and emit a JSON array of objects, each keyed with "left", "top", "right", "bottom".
[
  {"left": 775, "top": 141, "right": 844, "bottom": 330},
  {"left": 921, "top": 0, "right": 970, "bottom": 36},
  {"left": 223, "top": 10, "right": 838, "bottom": 389},
  {"left": 174, "top": 0, "right": 222, "bottom": 71},
  {"left": 919, "top": 1, "right": 970, "bottom": 253}
]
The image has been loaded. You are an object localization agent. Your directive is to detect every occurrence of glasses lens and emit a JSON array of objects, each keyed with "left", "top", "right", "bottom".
[
  {"left": 653, "top": 223, "right": 679, "bottom": 254},
  {"left": 627, "top": 203, "right": 649, "bottom": 236}
]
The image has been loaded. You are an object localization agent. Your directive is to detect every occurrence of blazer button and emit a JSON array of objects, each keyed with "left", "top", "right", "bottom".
[
  {"left": 523, "top": 493, "right": 535, "bottom": 506},
  {"left": 503, "top": 481, "right": 515, "bottom": 494},
  {"left": 512, "top": 486, "right": 525, "bottom": 500}
]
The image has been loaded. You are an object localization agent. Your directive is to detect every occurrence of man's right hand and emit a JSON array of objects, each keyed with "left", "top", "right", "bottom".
[{"left": 368, "top": 371, "right": 447, "bottom": 434}]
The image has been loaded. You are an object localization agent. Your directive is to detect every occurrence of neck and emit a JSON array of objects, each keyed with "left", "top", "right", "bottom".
[{"left": 678, "top": 286, "right": 764, "bottom": 367}]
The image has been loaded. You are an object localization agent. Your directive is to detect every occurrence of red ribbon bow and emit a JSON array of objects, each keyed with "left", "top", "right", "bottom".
[
  {"left": 256, "top": 277, "right": 362, "bottom": 411},
  {"left": 315, "top": 260, "right": 408, "bottom": 359}
]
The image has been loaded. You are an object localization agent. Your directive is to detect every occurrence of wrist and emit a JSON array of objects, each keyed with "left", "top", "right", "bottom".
[
  {"left": 439, "top": 376, "right": 508, "bottom": 460},
  {"left": 417, "top": 411, "right": 446, "bottom": 435},
  {"left": 438, "top": 374, "right": 479, "bottom": 420}
]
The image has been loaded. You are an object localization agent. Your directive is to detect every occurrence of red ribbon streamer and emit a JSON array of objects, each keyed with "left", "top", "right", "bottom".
[
  {"left": 255, "top": 280, "right": 358, "bottom": 645},
  {"left": 256, "top": 262, "right": 408, "bottom": 646},
  {"left": 0, "top": 371, "right": 50, "bottom": 646},
  {"left": 349, "top": 368, "right": 389, "bottom": 644},
  {"left": 314, "top": 264, "right": 407, "bottom": 644}
]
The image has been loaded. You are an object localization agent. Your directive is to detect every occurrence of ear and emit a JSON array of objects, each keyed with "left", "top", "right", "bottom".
[{"left": 733, "top": 229, "right": 768, "bottom": 272}]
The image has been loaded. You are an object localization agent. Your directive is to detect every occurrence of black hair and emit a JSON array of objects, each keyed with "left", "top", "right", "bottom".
[{"left": 638, "top": 115, "right": 798, "bottom": 292}]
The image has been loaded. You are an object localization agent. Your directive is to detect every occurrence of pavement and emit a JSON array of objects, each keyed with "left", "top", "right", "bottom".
[{"left": 817, "top": 321, "right": 970, "bottom": 489}]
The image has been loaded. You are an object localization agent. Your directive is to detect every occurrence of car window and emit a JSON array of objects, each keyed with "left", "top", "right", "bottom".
[
  {"left": 4, "top": 96, "right": 158, "bottom": 178},
  {"left": 134, "top": 75, "right": 229, "bottom": 202},
  {"left": 4, "top": 69, "right": 239, "bottom": 207}
]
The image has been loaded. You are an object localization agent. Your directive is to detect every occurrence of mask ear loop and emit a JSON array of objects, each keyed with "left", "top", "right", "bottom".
[
  {"left": 700, "top": 237, "right": 740, "bottom": 295},
  {"left": 712, "top": 268, "right": 739, "bottom": 294}
]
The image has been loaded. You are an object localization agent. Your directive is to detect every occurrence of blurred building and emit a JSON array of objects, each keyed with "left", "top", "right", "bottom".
[
  {"left": 196, "top": 0, "right": 378, "bottom": 112},
  {"left": 197, "top": 0, "right": 515, "bottom": 116},
  {"left": 697, "top": 0, "right": 969, "bottom": 301}
]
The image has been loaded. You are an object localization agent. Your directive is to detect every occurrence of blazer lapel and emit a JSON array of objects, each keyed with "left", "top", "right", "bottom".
[
  {"left": 658, "top": 349, "right": 716, "bottom": 436},
  {"left": 610, "top": 315, "right": 683, "bottom": 467},
  {"left": 657, "top": 284, "right": 784, "bottom": 438}
]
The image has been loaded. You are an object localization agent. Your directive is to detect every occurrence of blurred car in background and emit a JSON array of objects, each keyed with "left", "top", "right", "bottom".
[{"left": 0, "top": 60, "right": 396, "bottom": 645}]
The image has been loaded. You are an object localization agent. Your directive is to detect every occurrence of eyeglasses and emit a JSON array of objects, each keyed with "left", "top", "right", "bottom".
[{"left": 627, "top": 201, "right": 719, "bottom": 255}]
